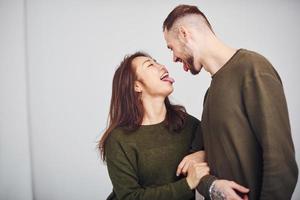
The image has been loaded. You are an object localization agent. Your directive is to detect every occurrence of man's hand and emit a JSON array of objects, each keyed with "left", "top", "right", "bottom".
[
  {"left": 212, "top": 180, "right": 249, "bottom": 200},
  {"left": 186, "top": 162, "right": 210, "bottom": 189},
  {"left": 177, "top": 151, "right": 205, "bottom": 176}
]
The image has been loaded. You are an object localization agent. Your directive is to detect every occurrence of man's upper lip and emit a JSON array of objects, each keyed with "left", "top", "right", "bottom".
[
  {"left": 177, "top": 59, "right": 186, "bottom": 67},
  {"left": 176, "top": 58, "right": 183, "bottom": 63}
]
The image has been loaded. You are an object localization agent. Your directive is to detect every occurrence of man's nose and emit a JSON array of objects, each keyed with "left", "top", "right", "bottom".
[{"left": 173, "top": 54, "right": 178, "bottom": 62}]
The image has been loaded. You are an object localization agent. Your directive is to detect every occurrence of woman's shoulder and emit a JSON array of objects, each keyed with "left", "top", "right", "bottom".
[
  {"left": 181, "top": 113, "right": 200, "bottom": 132},
  {"left": 185, "top": 113, "right": 200, "bottom": 125},
  {"left": 106, "top": 126, "right": 141, "bottom": 146},
  {"left": 107, "top": 127, "right": 128, "bottom": 142},
  {"left": 105, "top": 127, "right": 131, "bottom": 154}
]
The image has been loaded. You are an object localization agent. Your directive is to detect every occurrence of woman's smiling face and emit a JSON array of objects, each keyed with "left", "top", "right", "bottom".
[{"left": 132, "top": 56, "right": 175, "bottom": 98}]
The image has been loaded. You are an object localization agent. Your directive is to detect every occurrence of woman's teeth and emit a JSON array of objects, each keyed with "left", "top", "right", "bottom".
[{"left": 160, "top": 73, "right": 169, "bottom": 80}]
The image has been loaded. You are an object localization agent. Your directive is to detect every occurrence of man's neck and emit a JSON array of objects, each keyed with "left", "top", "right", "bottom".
[{"left": 202, "top": 40, "right": 237, "bottom": 76}]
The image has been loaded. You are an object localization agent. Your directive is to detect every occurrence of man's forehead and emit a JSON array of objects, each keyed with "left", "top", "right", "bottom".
[
  {"left": 164, "top": 29, "right": 170, "bottom": 37},
  {"left": 163, "top": 31, "right": 172, "bottom": 47}
]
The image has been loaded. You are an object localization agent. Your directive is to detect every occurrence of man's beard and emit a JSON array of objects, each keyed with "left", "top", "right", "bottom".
[{"left": 186, "top": 56, "right": 199, "bottom": 75}]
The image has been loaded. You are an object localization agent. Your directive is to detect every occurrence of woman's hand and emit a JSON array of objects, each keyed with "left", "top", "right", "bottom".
[
  {"left": 177, "top": 151, "right": 205, "bottom": 176},
  {"left": 186, "top": 162, "right": 210, "bottom": 189}
]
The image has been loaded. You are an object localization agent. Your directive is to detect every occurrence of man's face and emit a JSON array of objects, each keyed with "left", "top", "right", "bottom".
[{"left": 163, "top": 30, "right": 201, "bottom": 75}]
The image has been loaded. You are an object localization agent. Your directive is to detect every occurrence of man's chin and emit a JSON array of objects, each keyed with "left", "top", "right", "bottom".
[
  {"left": 190, "top": 70, "right": 199, "bottom": 75},
  {"left": 190, "top": 66, "right": 201, "bottom": 75}
]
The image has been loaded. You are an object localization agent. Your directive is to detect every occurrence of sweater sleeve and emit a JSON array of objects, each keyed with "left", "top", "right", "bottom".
[
  {"left": 105, "top": 135, "right": 194, "bottom": 200},
  {"left": 196, "top": 175, "right": 218, "bottom": 199},
  {"left": 193, "top": 89, "right": 218, "bottom": 199},
  {"left": 191, "top": 88, "right": 209, "bottom": 152},
  {"left": 243, "top": 69, "right": 298, "bottom": 199},
  {"left": 190, "top": 120, "right": 204, "bottom": 153}
]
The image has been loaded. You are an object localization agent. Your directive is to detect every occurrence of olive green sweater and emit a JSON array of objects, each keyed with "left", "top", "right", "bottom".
[
  {"left": 195, "top": 49, "right": 298, "bottom": 199},
  {"left": 105, "top": 115, "right": 200, "bottom": 200}
]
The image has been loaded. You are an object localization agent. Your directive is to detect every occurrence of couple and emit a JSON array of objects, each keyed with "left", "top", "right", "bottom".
[{"left": 99, "top": 5, "right": 298, "bottom": 200}]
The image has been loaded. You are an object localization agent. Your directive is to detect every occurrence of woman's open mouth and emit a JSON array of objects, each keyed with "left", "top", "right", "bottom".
[{"left": 160, "top": 72, "right": 175, "bottom": 84}]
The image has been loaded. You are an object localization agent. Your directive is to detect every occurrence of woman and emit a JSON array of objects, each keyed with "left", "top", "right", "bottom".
[{"left": 99, "top": 52, "right": 208, "bottom": 200}]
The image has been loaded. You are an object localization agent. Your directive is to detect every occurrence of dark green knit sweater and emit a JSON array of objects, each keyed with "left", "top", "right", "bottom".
[
  {"left": 195, "top": 49, "right": 298, "bottom": 200},
  {"left": 105, "top": 114, "right": 200, "bottom": 200}
]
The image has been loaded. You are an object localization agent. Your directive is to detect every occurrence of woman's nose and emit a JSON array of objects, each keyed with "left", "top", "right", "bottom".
[
  {"left": 160, "top": 65, "right": 168, "bottom": 72},
  {"left": 158, "top": 64, "right": 165, "bottom": 70}
]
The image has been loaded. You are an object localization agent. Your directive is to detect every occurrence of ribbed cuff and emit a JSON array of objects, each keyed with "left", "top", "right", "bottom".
[{"left": 196, "top": 175, "right": 218, "bottom": 199}]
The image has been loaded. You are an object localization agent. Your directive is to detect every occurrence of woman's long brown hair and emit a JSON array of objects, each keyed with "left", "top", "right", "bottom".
[{"left": 99, "top": 52, "right": 187, "bottom": 161}]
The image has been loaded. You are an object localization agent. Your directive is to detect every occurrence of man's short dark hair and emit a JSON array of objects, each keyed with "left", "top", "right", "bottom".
[{"left": 163, "top": 4, "right": 213, "bottom": 32}]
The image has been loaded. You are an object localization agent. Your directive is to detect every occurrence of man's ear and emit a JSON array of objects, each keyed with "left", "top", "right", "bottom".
[
  {"left": 178, "top": 26, "right": 189, "bottom": 42},
  {"left": 134, "top": 80, "right": 142, "bottom": 93}
]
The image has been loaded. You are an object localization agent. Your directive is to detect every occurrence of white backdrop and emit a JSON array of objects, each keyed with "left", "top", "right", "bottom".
[{"left": 1, "top": 0, "right": 299, "bottom": 199}]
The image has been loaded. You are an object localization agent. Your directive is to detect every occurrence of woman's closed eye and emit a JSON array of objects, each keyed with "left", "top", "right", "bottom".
[{"left": 147, "top": 63, "right": 154, "bottom": 68}]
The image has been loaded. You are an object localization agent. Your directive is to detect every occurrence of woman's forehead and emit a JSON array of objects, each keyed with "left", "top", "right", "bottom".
[
  {"left": 133, "top": 56, "right": 151, "bottom": 64},
  {"left": 132, "top": 56, "right": 153, "bottom": 68}
]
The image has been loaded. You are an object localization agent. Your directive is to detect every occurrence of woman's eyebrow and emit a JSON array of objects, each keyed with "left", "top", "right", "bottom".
[{"left": 142, "top": 59, "right": 151, "bottom": 67}]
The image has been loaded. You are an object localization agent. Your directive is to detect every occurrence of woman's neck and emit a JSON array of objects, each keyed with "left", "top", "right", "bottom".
[{"left": 141, "top": 96, "right": 166, "bottom": 125}]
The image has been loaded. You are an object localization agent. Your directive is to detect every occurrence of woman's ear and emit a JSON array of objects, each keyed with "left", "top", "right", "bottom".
[{"left": 134, "top": 80, "right": 142, "bottom": 93}]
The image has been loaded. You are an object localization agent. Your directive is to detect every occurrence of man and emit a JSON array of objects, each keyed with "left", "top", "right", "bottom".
[{"left": 163, "top": 4, "right": 298, "bottom": 200}]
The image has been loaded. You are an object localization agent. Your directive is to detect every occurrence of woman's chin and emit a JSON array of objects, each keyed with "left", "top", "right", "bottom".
[
  {"left": 165, "top": 87, "right": 174, "bottom": 96},
  {"left": 149, "top": 86, "right": 173, "bottom": 98}
]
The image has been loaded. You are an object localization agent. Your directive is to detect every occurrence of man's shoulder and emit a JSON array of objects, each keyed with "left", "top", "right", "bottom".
[
  {"left": 237, "top": 49, "right": 282, "bottom": 86},
  {"left": 238, "top": 49, "right": 277, "bottom": 76}
]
